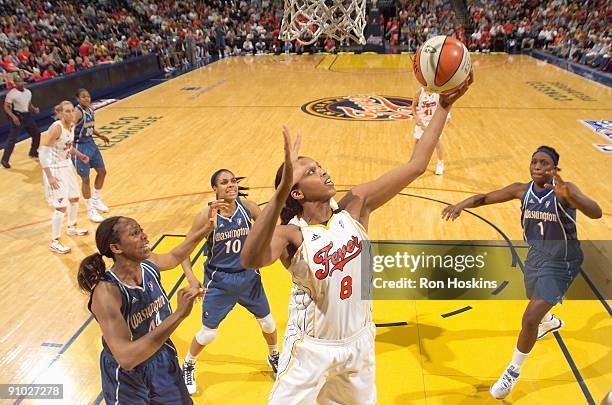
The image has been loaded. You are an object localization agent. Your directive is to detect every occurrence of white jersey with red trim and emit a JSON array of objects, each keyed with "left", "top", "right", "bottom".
[
  {"left": 415, "top": 87, "right": 450, "bottom": 124},
  {"left": 286, "top": 204, "right": 372, "bottom": 340},
  {"left": 47, "top": 121, "right": 74, "bottom": 168}
]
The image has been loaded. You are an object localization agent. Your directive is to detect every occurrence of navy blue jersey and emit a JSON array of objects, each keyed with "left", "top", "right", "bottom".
[
  {"left": 89, "top": 260, "right": 173, "bottom": 348},
  {"left": 74, "top": 104, "right": 95, "bottom": 143},
  {"left": 203, "top": 197, "right": 253, "bottom": 272},
  {"left": 521, "top": 181, "right": 580, "bottom": 260}
]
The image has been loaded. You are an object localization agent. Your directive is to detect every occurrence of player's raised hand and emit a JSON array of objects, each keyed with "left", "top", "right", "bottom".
[
  {"left": 279, "top": 126, "right": 303, "bottom": 191},
  {"left": 439, "top": 69, "right": 473, "bottom": 108},
  {"left": 207, "top": 200, "right": 229, "bottom": 227},
  {"left": 441, "top": 204, "right": 463, "bottom": 221},
  {"left": 544, "top": 169, "right": 570, "bottom": 200}
]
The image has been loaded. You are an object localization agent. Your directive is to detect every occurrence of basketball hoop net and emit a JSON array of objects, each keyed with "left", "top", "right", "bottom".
[{"left": 280, "top": 0, "right": 367, "bottom": 45}]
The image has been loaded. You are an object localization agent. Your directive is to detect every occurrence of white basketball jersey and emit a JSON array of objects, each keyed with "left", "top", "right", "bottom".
[
  {"left": 47, "top": 121, "right": 74, "bottom": 168},
  {"left": 415, "top": 88, "right": 440, "bottom": 123},
  {"left": 286, "top": 207, "right": 372, "bottom": 340}
]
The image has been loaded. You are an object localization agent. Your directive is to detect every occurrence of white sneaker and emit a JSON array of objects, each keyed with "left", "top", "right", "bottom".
[
  {"left": 67, "top": 226, "right": 89, "bottom": 236},
  {"left": 537, "top": 315, "right": 564, "bottom": 340},
  {"left": 435, "top": 160, "right": 444, "bottom": 175},
  {"left": 182, "top": 361, "right": 197, "bottom": 395},
  {"left": 50, "top": 240, "right": 71, "bottom": 254},
  {"left": 490, "top": 365, "right": 520, "bottom": 399},
  {"left": 88, "top": 208, "right": 105, "bottom": 223},
  {"left": 93, "top": 197, "right": 109, "bottom": 212}
]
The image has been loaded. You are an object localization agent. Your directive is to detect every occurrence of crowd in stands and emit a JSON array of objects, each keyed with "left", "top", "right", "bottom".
[
  {"left": 385, "top": 0, "right": 466, "bottom": 51},
  {"left": 0, "top": 0, "right": 291, "bottom": 89},
  {"left": 1, "top": 0, "right": 610, "bottom": 89},
  {"left": 466, "top": 0, "right": 611, "bottom": 71}
]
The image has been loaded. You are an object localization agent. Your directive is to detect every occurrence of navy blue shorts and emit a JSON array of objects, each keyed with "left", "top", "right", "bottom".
[
  {"left": 523, "top": 248, "right": 583, "bottom": 305},
  {"left": 74, "top": 140, "right": 105, "bottom": 177},
  {"left": 202, "top": 267, "right": 271, "bottom": 329},
  {"left": 100, "top": 342, "right": 192, "bottom": 405}
]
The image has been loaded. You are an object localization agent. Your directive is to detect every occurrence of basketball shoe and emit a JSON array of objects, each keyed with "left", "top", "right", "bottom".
[
  {"left": 537, "top": 314, "right": 564, "bottom": 340},
  {"left": 182, "top": 361, "right": 197, "bottom": 395},
  {"left": 490, "top": 365, "right": 520, "bottom": 399}
]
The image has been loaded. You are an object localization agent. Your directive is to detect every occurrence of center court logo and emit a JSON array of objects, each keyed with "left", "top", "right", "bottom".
[{"left": 301, "top": 95, "right": 413, "bottom": 121}]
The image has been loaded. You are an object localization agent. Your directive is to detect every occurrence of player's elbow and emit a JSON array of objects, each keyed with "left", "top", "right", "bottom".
[
  {"left": 408, "top": 157, "right": 428, "bottom": 176},
  {"left": 589, "top": 207, "right": 603, "bottom": 219},
  {"left": 411, "top": 161, "right": 427, "bottom": 177},
  {"left": 114, "top": 352, "right": 139, "bottom": 370},
  {"left": 240, "top": 251, "right": 256, "bottom": 269}
]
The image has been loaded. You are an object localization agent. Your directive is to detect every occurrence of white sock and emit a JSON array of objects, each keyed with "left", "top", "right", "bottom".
[
  {"left": 85, "top": 198, "right": 93, "bottom": 210},
  {"left": 509, "top": 347, "right": 529, "bottom": 372},
  {"left": 67, "top": 202, "right": 78, "bottom": 226},
  {"left": 541, "top": 312, "right": 553, "bottom": 323},
  {"left": 184, "top": 351, "right": 199, "bottom": 364},
  {"left": 52, "top": 210, "right": 64, "bottom": 240},
  {"left": 268, "top": 344, "right": 279, "bottom": 356},
  {"left": 93, "top": 188, "right": 101, "bottom": 200}
]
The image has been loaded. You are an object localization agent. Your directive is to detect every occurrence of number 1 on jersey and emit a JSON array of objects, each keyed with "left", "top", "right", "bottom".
[{"left": 537, "top": 221, "right": 544, "bottom": 237}]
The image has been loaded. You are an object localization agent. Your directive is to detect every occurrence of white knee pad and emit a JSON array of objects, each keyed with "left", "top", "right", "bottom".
[
  {"left": 195, "top": 326, "right": 217, "bottom": 346},
  {"left": 257, "top": 314, "right": 276, "bottom": 334}
]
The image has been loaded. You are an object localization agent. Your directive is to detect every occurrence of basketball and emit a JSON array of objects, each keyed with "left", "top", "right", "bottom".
[{"left": 413, "top": 35, "right": 471, "bottom": 93}]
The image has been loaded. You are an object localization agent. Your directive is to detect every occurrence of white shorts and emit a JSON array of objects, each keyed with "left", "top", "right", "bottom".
[
  {"left": 413, "top": 124, "right": 444, "bottom": 140},
  {"left": 269, "top": 323, "right": 376, "bottom": 405},
  {"left": 43, "top": 165, "right": 80, "bottom": 208}
]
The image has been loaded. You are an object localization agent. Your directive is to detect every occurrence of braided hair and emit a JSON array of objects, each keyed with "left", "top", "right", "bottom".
[{"left": 77, "top": 216, "right": 124, "bottom": 294}]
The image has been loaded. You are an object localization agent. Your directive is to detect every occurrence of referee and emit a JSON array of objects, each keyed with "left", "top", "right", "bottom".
[{"left": 2, "top": 76, "right": 41, "bottom": 168}]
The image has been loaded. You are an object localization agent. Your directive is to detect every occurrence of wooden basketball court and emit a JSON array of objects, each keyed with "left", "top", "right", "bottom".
[{"left": 0, "top": 53, "right": 610, "bottom": 404}]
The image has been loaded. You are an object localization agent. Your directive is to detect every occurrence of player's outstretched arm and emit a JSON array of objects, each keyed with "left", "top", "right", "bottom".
[
  {"left": 91, "top": 283, "right": 200, "bottom": 369},
  {"left": 178, "top": 207, "right": 216, "bottom": 288},
  {"left": 441, "top": 182, "right": 527, "bottom": 221},
  {"left": 241, "top": 127, "right": 303, "bottom": 269},
  {"left": 150, "top": 200, "right": 228, "bottom": 271},
  {"left": 544, "top": 170, "right": 602, "bottom": 219},
  {"left": 344, "top": 72, "right": 473, "bottom": 217}
]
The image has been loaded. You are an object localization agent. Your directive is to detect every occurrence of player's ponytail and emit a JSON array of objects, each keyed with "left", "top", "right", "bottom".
[
  {"left": 275, "top": 163, "right": 303, "bottom": 225},
  {"left": 77, "top": 216, "right": 123, "bottom": 294},
  {"left": 236, "top": 177, "right": 249, "bottom": 197},
  {"left": 78, "top": 253, "right": 106, "bottom": 294}
]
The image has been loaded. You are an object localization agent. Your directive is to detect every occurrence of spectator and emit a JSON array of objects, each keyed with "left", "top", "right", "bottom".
[
  {"left": 215, "top": 23, "right": 226, "bottom": 59},
  {"left": 282, "top": 40, "right": 292, "bottom": 54},
  {"left": 65, "top": 59, "right": 76, "bottom": 74},
  {"left": 324, "top": 37, "right": 336, "bottom": 53},
  {"left": 295, "top": 40, "right": 304, "bottom": 55},
  {"left": 243, "top": 36, "right": 254, "bottom": 54},
  {"left": 270, "top": 37, "right": 281, "bottom": 55},
  {"left": 255, "top": 37, "right": 266, "bottom": 54},
  {"left": 42, "top": 65, "right": 58, "bottom": 80}
]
